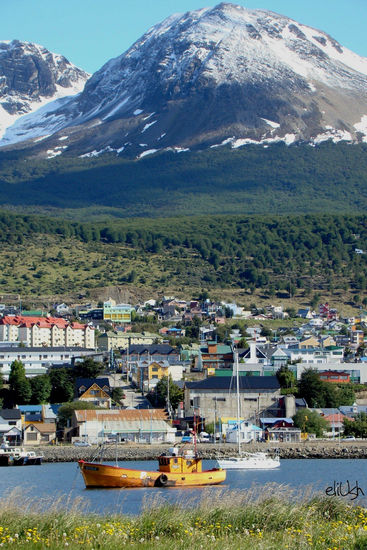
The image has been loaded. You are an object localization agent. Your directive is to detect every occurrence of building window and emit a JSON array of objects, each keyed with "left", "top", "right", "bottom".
[
  {"left": 27, "top": 433, "right": 37, "bottom": 441},
  {"left": 8, "top": 421, "right": 16, "bottom": 426}
]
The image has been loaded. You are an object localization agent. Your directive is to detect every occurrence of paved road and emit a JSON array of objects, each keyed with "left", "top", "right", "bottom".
[{"left": 107, "top": 374, "right": 152, "bottom": 408}]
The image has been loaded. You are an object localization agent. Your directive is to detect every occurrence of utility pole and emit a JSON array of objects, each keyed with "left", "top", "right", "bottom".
[{"left": 166, "top": 375, "right": 172, "bottom": 419}]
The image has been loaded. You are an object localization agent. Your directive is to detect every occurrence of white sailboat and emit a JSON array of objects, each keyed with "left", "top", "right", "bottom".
[{"left": 216, "top": 332, "right": 280, "bottom": 470}]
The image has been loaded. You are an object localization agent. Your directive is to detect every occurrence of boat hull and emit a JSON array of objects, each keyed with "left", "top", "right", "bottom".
[
  {"left": 216, "top": 455, "right": 280, "bottom": 470},
  {"left": 78, "top": 460, "right": 226, "bottom": 488}
]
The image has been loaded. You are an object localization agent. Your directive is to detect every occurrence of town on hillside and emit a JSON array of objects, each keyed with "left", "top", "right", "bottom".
[{"left": 0, "top": 295, "right": 367, "bottom": 447}]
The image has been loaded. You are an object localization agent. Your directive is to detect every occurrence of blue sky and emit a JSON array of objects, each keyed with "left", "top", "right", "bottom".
[{"left": 2, "top": 1, "right": 366, "bottom": 73}]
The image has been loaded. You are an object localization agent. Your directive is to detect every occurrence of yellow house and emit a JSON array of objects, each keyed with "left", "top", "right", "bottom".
[
  {"left": 149, "top": 361, "right": 170, "bottom": 382},
  {"left": 98, "top": 330, "right": 163, "bottom": 351},
  {"left": 320, "top": 335, "right": 336, "bottom": 347},
  {"left": 76, "top": 379, "right": 112, "bottom": 408},
  {"left": 137, "top": 361, "right": 169, "bottom": 389},
  {"left": 299, "top": 336, "right": 319, "bottom": 349}
]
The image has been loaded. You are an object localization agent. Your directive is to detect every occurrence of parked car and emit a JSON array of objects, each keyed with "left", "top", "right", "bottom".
[
  {"left": 199, "top": 431, "right": 210, "bottom": 443},
  {"left": 73, "top": 440, "right": 91, "bottom": 447},
  {"left": 181, "top": 435, "right": 193, "bottom": 443},
  {"left": 341, "top": 435, "right": 356, "bottom": 441}
]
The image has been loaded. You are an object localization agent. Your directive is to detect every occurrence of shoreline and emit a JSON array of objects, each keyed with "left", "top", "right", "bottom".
[{"left": 37, "top": 440, "right": 367, "bottom": 462}]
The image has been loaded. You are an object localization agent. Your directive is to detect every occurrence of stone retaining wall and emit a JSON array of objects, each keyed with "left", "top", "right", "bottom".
[{"left": 39, "top": 441, "right": 367, "bottom": 462}]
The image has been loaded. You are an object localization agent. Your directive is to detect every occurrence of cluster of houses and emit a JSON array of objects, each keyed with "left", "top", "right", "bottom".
[
  {"left": 2, "top": 372, "right": 364, "bottom": 445},
  {"left": 0, "top": 296, "right": 367, "bottom": 445},
  {"left": 0, "top": 375, "right": 176, "bottom": 446}
]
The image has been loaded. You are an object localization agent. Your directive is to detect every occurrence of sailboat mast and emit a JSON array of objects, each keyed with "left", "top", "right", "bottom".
[
  {"left": 230, "top": 329, "right": 241, "bottom": 456},
  {"left": 235, "top": 347, "right": 240, "bottom": 455}
]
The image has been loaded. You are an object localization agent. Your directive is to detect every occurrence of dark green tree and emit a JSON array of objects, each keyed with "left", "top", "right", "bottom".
[
  {"left": 343, "top": 413, "right": 367, "bottom": 438},
  {"left": 293, "top": 409, "right": 328, "bottom": 438},
  {"left": 111, "top": 387, "right": 124, "bottom": 405},
  {"left": 8, "top": 360, "right": 31, "bottom": 404},
  {"left": 149, "top": 376, "right": 184, "bottom": 411},
  {"left": 49, "top": 368, "right": 75, "bottom": 403},
  {"left": 298, "top": 368, "right": 326, "bottom": 407},
  {"left": 335, "top": 385, "right": 355, "bottom": 406},
  {"left": 29, "top": 375, "right": 52, "bottom": 404},
  {"left": 276, "top": 365, "right": 296, "bottom": 389},
  {"left": 74, "top": 358, "right": 104, "bottom": 379}
]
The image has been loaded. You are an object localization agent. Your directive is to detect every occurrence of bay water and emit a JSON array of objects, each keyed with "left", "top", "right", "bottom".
[{"left": 0, "top": 459, "right": 366, "bottom": 515}]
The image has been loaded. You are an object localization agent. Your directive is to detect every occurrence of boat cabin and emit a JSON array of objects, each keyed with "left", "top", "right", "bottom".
[{"left": 158, "top": 447, "right": 202, "bottom": 474}]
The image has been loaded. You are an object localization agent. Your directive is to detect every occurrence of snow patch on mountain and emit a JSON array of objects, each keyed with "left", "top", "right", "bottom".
[
  {"left": 1, "top": 95, "right": 77, "bottom": 145},
  {"left": 312, "top": 128, "right": 353, "bottom": 145},
  {"left": 261, "top": 119, "right": 280, "bottom": 129},
  {"left": 139, "top": 148, "right": 159, "bottom": 158},
  {"left": 0, "top": 39, "right": 89, "bottom": 143},
  {"left": 2, "top": 5, "right": 367, "bottom": 153},
  {"left": 354, "top": 116, "right": 367, "bottom": 142},
  {"left": 142, "top": 120, "right": 157, "bottom": 133}
]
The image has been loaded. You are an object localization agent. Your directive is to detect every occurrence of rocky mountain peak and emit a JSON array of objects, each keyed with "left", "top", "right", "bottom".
[
  {"left": 1, "top": 4, "right": 367, "bottom": 156},
  {"left": 0, "top": 40, "right": 89, "bottom": 139}
]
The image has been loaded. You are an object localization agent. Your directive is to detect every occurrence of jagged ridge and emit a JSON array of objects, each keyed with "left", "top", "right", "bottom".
[
  {"left": 1, "top": 3, "right": 367, "bottom": 156},
  {"left": 0, "top": 40, "right": 89, "bottom": 140}
]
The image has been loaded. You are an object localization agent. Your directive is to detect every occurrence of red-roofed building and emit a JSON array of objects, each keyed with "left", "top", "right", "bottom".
[
  {"left": 0, "top": 315, "right": 95, "bottom": 348},
  {"left": 323, "top": 412, "right": 354, "bottom": 437}
]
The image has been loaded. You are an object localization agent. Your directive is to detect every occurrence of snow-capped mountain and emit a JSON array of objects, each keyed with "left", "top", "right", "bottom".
[
  {"left": 0, "top": 40, "right": 89, "bottom": 141},
  {"left": 2, "top": 3, "right": 367, "bottom": 157}
]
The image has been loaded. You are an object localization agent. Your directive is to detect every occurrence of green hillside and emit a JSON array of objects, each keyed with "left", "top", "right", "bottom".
[
  {"left": 0, "top": 142, "right": 367, "bottom": 219},
  {"left": 0, "top": 210, "right": 366, "bottom": 307}
]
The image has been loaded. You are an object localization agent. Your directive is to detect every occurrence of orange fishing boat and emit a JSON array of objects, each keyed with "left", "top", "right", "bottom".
[{"left": 78, "top": 446, "right": 226, "bottom": 488}]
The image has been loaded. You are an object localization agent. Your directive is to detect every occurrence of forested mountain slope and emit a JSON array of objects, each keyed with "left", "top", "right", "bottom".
[
  {"left": 0, "top": 143, "right": 367, "bottom": 217},
  {"left": 1, "top": 210, "right": 367, "bottom": 301}
]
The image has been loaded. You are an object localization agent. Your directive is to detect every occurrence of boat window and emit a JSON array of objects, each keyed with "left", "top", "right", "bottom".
[
  {"left": 174, "top": 458, "right": 178, "bottom": 463},
  {"left": 186, "top": 460, "right": 192, "bottom": 467}
]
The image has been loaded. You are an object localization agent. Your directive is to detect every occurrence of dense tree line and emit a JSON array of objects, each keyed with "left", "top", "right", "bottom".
[
  {"left": 0, "top": 208, "right": 367, "bottom": 292},
  {"left": 1, "top": 358, "right": 105, "bottom": 407},
  {"left": 1, "top": 142, "right": 367, "bottom": 217}
]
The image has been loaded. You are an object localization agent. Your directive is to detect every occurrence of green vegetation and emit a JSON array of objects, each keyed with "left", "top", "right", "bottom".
[
  {"left": 147, "top": 376, "right": 184, "bottom": 410},
  {"left": 344, "top": 412, "right": 367, "bottom": 438},
  {"left": 276, "top": 365, "right": 297, "bottom": 390},
  {"left": 2, "top": 358, "right": 106, "bottom": 407},
  {"left": 292, "top": 409, "right": 328, "bottom": 438},
  {"left": 0, "top": 487, "right": 366, "bottom": 549},
  {"left": 0, "top": 209, "right": 366, "bottom": 305},
  {"left": 8, "top": 360, "right": 31, "bottom": 405},
  {"left": 298, "top": 368, "right": 356, "bottom": 408},
  {"left": 1, "top": 142, "right": 367, "bottom": 218}
]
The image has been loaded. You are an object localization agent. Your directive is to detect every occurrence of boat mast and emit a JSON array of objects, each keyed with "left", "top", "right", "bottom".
[{"left": 230, "top": 330, "right": 241, "bottom": 456}]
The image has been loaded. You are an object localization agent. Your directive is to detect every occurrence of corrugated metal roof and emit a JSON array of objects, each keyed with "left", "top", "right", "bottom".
[
  {"left": 102, "top": 420, "right": 174, "bottom": 433},
  {"left": 75, "top": 409, "right": 167, "bottom": 422}
]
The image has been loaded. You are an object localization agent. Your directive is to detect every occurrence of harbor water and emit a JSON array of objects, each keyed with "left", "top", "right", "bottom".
[{"left": 0, "top": 459, "right": 366, "bottom": 515}]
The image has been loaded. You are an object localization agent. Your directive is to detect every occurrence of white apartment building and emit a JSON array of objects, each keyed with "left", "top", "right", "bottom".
[{"left": 0, "top": 316, "right": 95, "bottom": 349}]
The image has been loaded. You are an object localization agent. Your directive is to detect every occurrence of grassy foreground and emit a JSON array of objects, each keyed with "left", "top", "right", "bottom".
[{"left": 1, "top": 487, "right": 367, "bottom": 549}]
